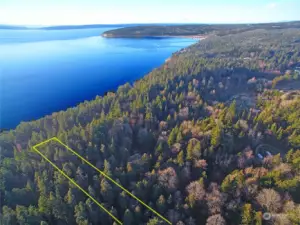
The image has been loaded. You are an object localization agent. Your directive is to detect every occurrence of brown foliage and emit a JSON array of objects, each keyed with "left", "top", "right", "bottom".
[
  {"left": 256, "top": 189, "right": 282, "bottom": 213},
  {"left": 205, "top": 183, "right": 226, "bottom": 215},
  {"left": 186, "top": 180, "right": 206, "bottom": 206},
  {"left": 206, "top": 214, "right": 226, "bottom": 225},
  {"left": 194, "top": 159, "right": 208, "bottom": 169},
  {"left": 158, "top": 167, "right": 179, "bottom": 192}
]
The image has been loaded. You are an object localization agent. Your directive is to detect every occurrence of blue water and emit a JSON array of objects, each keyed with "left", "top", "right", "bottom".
[{"left": 0, "top": 28, "right": 196, "bottom": 129}]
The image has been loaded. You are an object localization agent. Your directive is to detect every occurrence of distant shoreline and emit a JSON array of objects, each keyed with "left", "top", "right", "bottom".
[
  {"left": 155, "top": 35, "right": 208, "bottom": 40},
  {"left": 102, "top": 33, "right": 208, "bottom": 40}
]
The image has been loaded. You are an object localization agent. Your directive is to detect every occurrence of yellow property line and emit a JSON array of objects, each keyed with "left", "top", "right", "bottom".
[
  {"left": 33, "top": 137, "right": 172, "bottom": 225},
  {"left": 32, "top": 145, "right": 123, "bottom": 225}
]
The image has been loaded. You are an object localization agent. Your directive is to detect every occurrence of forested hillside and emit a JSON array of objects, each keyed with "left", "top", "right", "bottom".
[
  {"left": 102, "top": 21, "right": 300, "bottom": 38},
  {"left": 1, "top": 28, "right": 300, "bottom": 225}
]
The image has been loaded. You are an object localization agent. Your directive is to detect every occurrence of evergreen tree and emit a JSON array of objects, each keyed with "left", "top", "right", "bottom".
[{"left": 123, "top": 209, "right": 134, "bottom": 225}]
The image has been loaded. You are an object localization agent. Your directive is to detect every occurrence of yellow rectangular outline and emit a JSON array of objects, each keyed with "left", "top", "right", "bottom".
[
  {"left": 32, "top": 138, "right": 122, "bottom": 225},
  {"left": 33, "top": 137, "right": 171, "bottom": 225}
]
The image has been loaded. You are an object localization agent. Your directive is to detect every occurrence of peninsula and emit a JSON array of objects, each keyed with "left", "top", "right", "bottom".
[{"left": 101, "top": 21, "right": 300, "bottom": 38}]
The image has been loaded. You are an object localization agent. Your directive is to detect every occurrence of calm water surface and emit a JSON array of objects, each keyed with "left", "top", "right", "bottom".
[{"left": 0, "top": 28, "right": 196, "bottom": 129}]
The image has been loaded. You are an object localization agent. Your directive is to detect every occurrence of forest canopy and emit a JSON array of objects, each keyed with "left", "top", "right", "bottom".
[{"left": 1, "top": 26, "right": 300, "bottom": 225}]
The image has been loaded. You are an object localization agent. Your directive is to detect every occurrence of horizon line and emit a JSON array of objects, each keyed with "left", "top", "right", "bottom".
[{"left": 2, "top": 20, "right": 300, "bottom": 27}]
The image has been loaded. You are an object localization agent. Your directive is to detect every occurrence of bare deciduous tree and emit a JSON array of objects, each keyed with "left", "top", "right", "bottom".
[
  {"left": 158, "top": 167, "right": 178, "bottom": 192},
  {"left": 272, "top": 214, "right": 291, "bottom": 225},
  {"left": 186, "top": 180, "right": 206, "bottom": 206},
  {"left": 206, "top": 214, "right": 226, "bottom": 225},
  {"left": 176, "top": 221, "right": 185, "bottom": 225},
  {"left": 256, "top": 189, "right": 282, "bottom": 213},
  {"left": 206, "top": 183, "right": 226, "bottom": 215}
]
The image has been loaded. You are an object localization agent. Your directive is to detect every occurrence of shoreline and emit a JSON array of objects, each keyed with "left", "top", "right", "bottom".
[
  {"left": 151, "top": 35, "right": 208, "bottom": 40},
  {"left": 102, "top": 33, "right": 208, "bottom": 40}
]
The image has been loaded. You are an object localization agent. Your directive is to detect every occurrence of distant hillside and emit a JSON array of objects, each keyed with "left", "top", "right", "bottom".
[
  {"left": 0, "top": 25, "right": 29, "bottom": 30},
  {"left": 102, "top": 21, "right": 300, "bottom": 38},
  {"left": 0, "top": 23, "right": 187, "bottom": 30},
  {"left": 37, "top": 23, "right": 184, "bottom": 30},
  {"left": 38, "top": 24, "right": 132, "bottom": 30}
]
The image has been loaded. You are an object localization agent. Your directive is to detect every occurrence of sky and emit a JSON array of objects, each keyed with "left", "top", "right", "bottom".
[{"left": 1, "top": 0, "right": 300, "bottom": 26}]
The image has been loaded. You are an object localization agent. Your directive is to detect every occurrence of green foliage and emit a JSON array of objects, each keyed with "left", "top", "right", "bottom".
[
  {"left": 146, "top": 217, "right": 165, "bottom": 225},
  {"left": 241, "top": 204, "right": 253, "bottom": 225},
  {"left": 254, "top": 211, "right": 262, "bottom": 225},
  {"left": 176, "top": 151, "right": 184, "bottom": 166},
  {"left": 186, "top": 139, "right": 201, "bottom": 160},
  {"left": 287, "top": 206, "right": 300, "bottom": 225},
  {"left": 168, "top": 128, "right": 177, "bottom": 146},
  {"left": 211, "top": 125, "right": 221, "bottom": 147}
]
